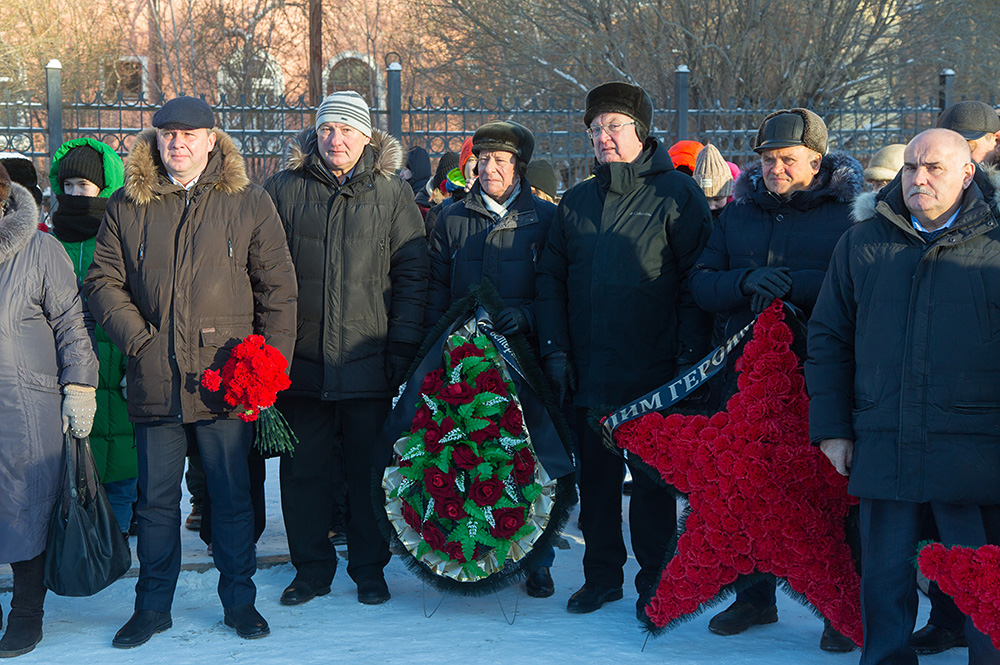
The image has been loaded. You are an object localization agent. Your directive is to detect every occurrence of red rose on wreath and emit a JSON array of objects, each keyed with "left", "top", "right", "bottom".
[
  {"left": 474, "top": 367, "right": 507, "bottom": 397},
  {"left": 450, "top": 343, "right": 485, "bottom": 366},
  {"left": 440, "top": 381, "right": 475, "bottom": 405},
  {"left": 500, "top": 403, "right": 523, "bottom": 436},
  {"left": 402, "top": 501, "right": 423, "bottom": 531},
  {"left": 469, "top": 476, "right": 504, "bottom": 507},
  {"left": 422, "top": 522, "right": 446, "bottom": 551},
  {"left": 490, "top": 506, "right": 526, "bottom": 539},
  {"left": 423, "top": 467, "right": 457, "bottom": 499},
  {"left": 452, "top": 444, "right": 483, "bottom": 470},
  {"left": 435, "top": 495, "right": 467, "bottom": 520},
  {"left": 421, "top": 369, "right": 445, "bottom": 396},
  {"left": 412, "top": 404, "right": 435, "bottom": 431},
  {"left": 424, "top": 417, "right": 456, "bottom": 454},
  {"left": 512, "top": 447, "right": 535, "bottom": 484},
  {"left": 442, "top": 540, "right": 467, "bottom": 563},
  {"left": 469, "top": 419, "right": 501, "bottom": 445}
]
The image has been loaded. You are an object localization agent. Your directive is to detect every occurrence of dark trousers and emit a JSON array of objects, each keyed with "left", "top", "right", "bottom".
[
  {"left": 575, "top": 408, "right": 675, "bottom": 593},
  {"left": 859, "top": 498, "right": 1000, "bottom": 665},
  {"left": 279, "top": 396, "right": 391, "bottom": 586},
  {"left": 134, "top": 419, "right": 255, "bottom": 612},
  {"left": 201, "top": 447, "right": 266, "bottom": 546}
]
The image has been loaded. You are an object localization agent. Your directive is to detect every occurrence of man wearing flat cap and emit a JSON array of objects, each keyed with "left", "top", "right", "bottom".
[
  {"left": 535, "top": 81, "right": 713, "bottom": 616},
  {"left": 689, "top": 108, "right": 863, "bottom": 650},
  {"left": 264, "top": 90, "right": 426, "bottom": 608},
  {"left": 85, "top": 96, "right": 298, "bottom": 646},
  {"left": 936, "top": 100, "right": 1000, "bottom": 165}
]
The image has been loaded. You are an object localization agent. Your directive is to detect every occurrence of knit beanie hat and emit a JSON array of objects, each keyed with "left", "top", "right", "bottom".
[
  {"left": 0, "top": 162, "right": 10, "bottom": 205},
  {"left": 754, "top": 108, "right": 828, "bottom": 155},
  {"left": 692, "top": 144, "right": 733, "bottom": 198},
  {"left": 584, "top": 82, "right": 654, "bottom": 142},
  {"left": 668, "top": 140, "right": 704, "bottom": 175},
  {"left": 0, "top": 153, "right": 43, "bottom": 205},
  {"left": 316, "top": 91, "right": 372, "bottom": 138},
  {"left": 525, "top": 160, "right": 558, "bottom": 200},
  {"left": 432, "top": 151, "right": 459, "bottom": 191},
  {"left": 58, "top": 145, "right": 106, "bottom": 192},
  {"left": 863, "top": 144, "right": 906, "bottom": 182}
]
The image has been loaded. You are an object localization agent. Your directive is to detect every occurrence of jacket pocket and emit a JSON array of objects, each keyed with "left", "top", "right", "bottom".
[
  {"left": 851, "top": 398, "right": 877, "bottom": 414},
  {"left": 950, "top": 402, "right": 1000, "bottom": 414},
  {"left": 17, "top": 367, "right": 61, "bottom": 395}
]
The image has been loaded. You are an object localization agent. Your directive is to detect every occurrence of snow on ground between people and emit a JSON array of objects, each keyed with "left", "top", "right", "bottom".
[{"left": 0, "top": 458, "right": 964, "bottom": 664}]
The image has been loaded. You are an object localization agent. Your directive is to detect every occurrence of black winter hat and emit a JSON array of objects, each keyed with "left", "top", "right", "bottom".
[
  {"left": 525, "top": 160, "right": 558, "bottom": 200},
  {"left": 0, "top": 154, "right": 43, "bottom": 204},
  {"left": 58, "top": 145, "right": 106, "bottom": 191},
  {"left": 152, "top": 96, "right": 215, "bottom": 130},
  {"left": 754, "top": 108, "right": 828, "bottom": 155},
  {"left": 935, "top": 100, "right": 1000, "bottom": 140},
  {"left": 472, "top": 121, "right": 535, "bottom": 167},
  {"left": 584, "top": 82, "right": 653, "bottom": 142},
  {"left": 432, "top": 151, "right": 459, "bottom": 190}
]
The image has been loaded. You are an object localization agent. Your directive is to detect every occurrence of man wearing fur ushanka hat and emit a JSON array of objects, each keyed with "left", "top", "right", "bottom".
[
  {"left": 85, "top": 95, "right": 298, "bottom": 647},
  {"left": 263, "top": 90, "right": 426, "bottom": 611},
  {"left": 689, "top": 108, "right": 864, "bottom": 651},
  {"left": 536, "top": 81, "right": 713, "bottom": 618}
]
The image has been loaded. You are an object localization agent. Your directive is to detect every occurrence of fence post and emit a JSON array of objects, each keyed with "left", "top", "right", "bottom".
[
  {"left": 939, "top": 68, "right": 955, "bottom": 111},
  {"left": 46, "top": 59, "right": 63, "bottom": 162},
  {"left": 675, "top": 65, "right": 689, "bottom": 141},
  {"left": 387, "top": 61, "right": 402, "bottom": 140}
]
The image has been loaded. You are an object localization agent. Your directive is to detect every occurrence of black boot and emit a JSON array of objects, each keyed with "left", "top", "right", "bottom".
[{"left": 0, "top": 552, "right": 46, "bottom": 658}]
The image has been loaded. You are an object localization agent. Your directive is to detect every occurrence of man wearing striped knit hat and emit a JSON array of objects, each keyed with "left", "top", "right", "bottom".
[{"left": 264, "top": 91, "right": 427, "bottom": 607}]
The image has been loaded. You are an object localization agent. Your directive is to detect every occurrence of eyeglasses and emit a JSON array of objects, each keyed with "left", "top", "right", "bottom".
[{"left": 587, "top": 121, "right": 636, "bottom": 139}]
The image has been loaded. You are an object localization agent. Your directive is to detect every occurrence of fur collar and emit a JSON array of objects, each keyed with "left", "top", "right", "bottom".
[
  {"left": 123, "top": 128, "right": 250, "bottom": 205},
  {"left": 0, "top": 183, "right": 40, "bottom": 264},
  {"left": 733, "top": 150, "right": 864, "bottom": 205},
  {"left": 283, "top": 127, "right": 404, "bottom": 178},
  {"left": 851, "top": 162, "right": 1000, "bottom": 223}
]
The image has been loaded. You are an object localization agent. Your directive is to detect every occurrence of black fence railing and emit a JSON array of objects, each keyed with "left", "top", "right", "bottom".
[{"left": 0, "top": 63, "right": 974, "bottom": 193}]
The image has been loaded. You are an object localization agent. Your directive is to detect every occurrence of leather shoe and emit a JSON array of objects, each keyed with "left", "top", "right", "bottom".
[
  {"left": 280, "top": 577, "right": 331, "bottom": 606},
  {"left": 910, "top": 623, "right": 967, "bottom": 654},
  {"left": 112, "top": 610, "right": 172, "bottom": 649},
  {"left": 566, "top": 583, "right": 623, "bottom": 614},
  {"left": 819, "top": 621, "right": 857, "bottom": 652},
  {"left": 357, "top": 579, "right": 391, "bottom": 605},
  {"left": 525, "top": 567, "right": 554, "bottom": 598},
  {"left": 224, "top": 604, "right": 269, "bottom": 640},
  {"left": 708, "top": 601, "right": 778, "bottom": 635}
]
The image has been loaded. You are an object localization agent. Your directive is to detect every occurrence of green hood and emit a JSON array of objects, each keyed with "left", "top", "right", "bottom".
[{"left": 49, "top": 137, "right": 125, "bottom": 197}]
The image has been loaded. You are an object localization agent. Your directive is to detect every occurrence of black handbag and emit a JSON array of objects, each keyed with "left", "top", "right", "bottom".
[{"left": 43, "top": 433, "right": 132, "bottom": 596}]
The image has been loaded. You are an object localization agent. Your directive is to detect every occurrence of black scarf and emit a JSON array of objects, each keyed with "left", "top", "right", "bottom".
[{"left": 51, "top": 194, "right": 107, "bottom": 242}]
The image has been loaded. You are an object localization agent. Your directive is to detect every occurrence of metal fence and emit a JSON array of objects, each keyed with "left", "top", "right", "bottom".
[{"left": 0, "top": 62, "right": 968, "bottom": 192}]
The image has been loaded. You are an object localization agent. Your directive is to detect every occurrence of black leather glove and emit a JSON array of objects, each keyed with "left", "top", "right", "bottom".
[
  {"left": 741, "top": 267, "right": 792, "bottom": 312},
  {"left": 386, "top": 341, "right": 420, "bottom": 387},
  {"left": 542, "top": 351, "right": 578, "bottom": 406},
  {"left": 493, "top": 307, "right": 530, "bottom": 335}
]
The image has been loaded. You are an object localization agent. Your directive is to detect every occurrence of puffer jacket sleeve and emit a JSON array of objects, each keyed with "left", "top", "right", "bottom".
[
  {"left": 668, "top": 187, "right": 714, "bottom": 362},
  {"left": 690, "top": 208, "right": 754, "bottom": 314},
  {"left": 41, "top": 234, "right": 99, "bottom": 387},
  {"left": 535, "top": 199, "right": 571, "bottom": 358},
  {"left": 425, "top": 203, "right": 456, "bottom": 331},
  {"left": 805, "top": 231, "right": 858, "bottom": 444},
  {"left": 786, "top": 265, "right": 833, "bottom": 313},
  {"left": 84, "top": 193, "right": 156, "bottom": 357},
  {"left": 387, "top": 180, "right": 429, "bottom": 348},
  {"left": 245, "top": 186, "right": 298, "bottom": 364}
]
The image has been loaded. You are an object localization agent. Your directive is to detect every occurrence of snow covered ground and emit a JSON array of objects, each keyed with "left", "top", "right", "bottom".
[{"left": 0, "top": 458, "right": 967, "bottom": 664}]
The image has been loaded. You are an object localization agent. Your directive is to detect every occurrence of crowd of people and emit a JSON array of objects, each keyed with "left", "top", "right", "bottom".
[{"left": 1, "top": 81, "right": 999, "bottom": 665}]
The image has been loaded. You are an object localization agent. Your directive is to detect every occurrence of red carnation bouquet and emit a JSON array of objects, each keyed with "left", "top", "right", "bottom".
[
  {"left": 919, "top": 543, "right": 1000, "bottom": 649},
  {"left": 201, "top": 334, "right": 297, "bottom": 456}
]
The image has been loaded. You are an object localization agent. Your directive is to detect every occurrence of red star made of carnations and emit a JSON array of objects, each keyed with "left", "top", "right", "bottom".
[{"left": 613, "top": 301, "right": 863, "bottom": 645}]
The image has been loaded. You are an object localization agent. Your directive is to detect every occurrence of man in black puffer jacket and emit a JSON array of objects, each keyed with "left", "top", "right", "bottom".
[
  {"left": 807, "top": 128, "right": 1000, "bottom": 665},
  {"left": 690, "top": 108, "right": 863, "bottom": 650},
  {"left": 536, "top": 82, "right": 713, "bottom": 618},
  {"left": 264, "top": 91, "right": 427, "bottom": 608}
]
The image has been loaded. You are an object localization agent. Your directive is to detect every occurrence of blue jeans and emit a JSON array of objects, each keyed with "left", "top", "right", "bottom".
[
  {"left": 134, "top": 419, "right": 255, "bottom": 612},
  {"left": 103, "top": 477, "right": 138, "bottom": 534}
]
